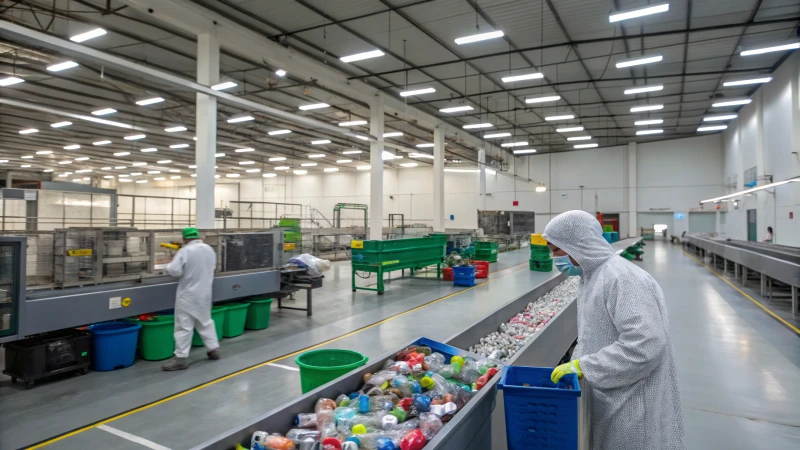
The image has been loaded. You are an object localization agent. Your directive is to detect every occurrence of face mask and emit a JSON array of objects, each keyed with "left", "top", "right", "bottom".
[{"left": 553, "top": 255, "right": 583, "bottom": 277}]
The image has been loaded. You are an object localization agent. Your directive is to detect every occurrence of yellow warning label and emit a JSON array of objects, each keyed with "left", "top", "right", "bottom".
[
  {"left": 121, "top": 297, "right": 131, "bottom": 307},
  {"left": 381, "top": 260, "right": 400, "bottom": 266},
  {"left": 530, "top": 234, "right": 548, "bottom": 246},
  {"left": 351, "top": 240, "right": 364, "bottom": 249},
  {"left": 283, "top": 243, "right": 296, "bottom": 251},
  {"left": 67, "top": 249, "right": 93, "bottom": 257}
]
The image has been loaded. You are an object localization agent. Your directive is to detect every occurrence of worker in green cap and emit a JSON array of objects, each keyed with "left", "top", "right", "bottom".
[{"left": 162, "top": 227, "right": 220, "bottom": 371}]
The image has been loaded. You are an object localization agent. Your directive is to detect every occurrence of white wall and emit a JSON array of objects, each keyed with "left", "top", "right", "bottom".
[{"left": 721, "top": 52, "right": 800, "bottom": 246}]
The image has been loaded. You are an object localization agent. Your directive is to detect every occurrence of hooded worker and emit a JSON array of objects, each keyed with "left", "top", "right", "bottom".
[
  {"left": 162, "top": 227, "right": 220, "bottom": 371},
  {"left": 544, "top": 211, "right": 686, "bottom": 450}
]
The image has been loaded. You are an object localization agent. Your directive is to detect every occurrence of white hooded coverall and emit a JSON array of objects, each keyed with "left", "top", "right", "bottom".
[
  {"left": 167, "top": 239, "right": 218, "bottom": 358},
  {"left": 544, "top": 211, "right": 686, "bottom": 450}
]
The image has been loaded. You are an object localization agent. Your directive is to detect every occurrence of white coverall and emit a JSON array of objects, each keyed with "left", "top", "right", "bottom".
[
  {"left": 544, "top": 211, "right": 687, "bottom": 450},
  {"left": 167, "top": 239, "right": 218, "bottom": 358}
]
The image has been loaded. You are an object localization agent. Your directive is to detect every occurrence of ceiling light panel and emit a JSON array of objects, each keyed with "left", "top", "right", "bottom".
[
  {"left": 545, "top": 115, "right": 575, "bottom": 121},
  {"left": 439, "top": 106, "right": 473, "bottom": 113},
  {"left": 483, "top": 132, "right": 511, "bottom": 138},
  {"left": 575, "top": 143, "right": 599, "bottom": 149},
  {"left": 454, "top": 30, "right": 504, "bottom": 45},
  {"left": 557, "top": 126, "right": 584, "bottom": 133},
  {"left": 723, "top": 77, "right": 772, "bottom": 87},
  {"left": 636, "top": 129, "right": 664, "bottom": 135},
  {"left": 624, "top": 84, "right": 664, "bottom": 95},
  {"left": 268, "top": 130, "right": 292, "bottom": 135},
  {"left": 634, "top": 119, "right": 664, "bottom": 126},
  {"left": 211, "top": 81, "right": 238, "bottom": 91},
  {"left": 630, "top": 104, "right": 664, "bottom": 112},
  {"left": 339, "top": 120, "right": 367, "bottom": 127},
  {"left": 712, "top": 99, "right": 752, "bottom": 107},
  {"left": 47, "top": 61, "right": 79, "bottom": 72},
  {"left": 616, "top": 54, "right": 663, "bottom": 68},
  {"left": 399, "top": 88, "right": 435, "bottom": 97},
  {"left": 136, "top": 97, "right": 164, "bottom": 106},
  {"left": 525, "top": 95, "right": 560, "bottom": 104},
  {"left": 340, "top": 50, "right": 385, "bottom": 63},
  {"left": 501, "top": 73, "right": 543, "bottom": 83},
  {"left": 70, "top": 28, "right": 106, "bottom": 43},
  {"left": 124, "top": 134, "right": 146, "bottom": 140},
  {"left": 703, "top": 114, "right": 737, "bottom": 122},
  {"left": 0, "top": 76, "right": 25, "bottom": 86},
  {"left": 463, "top": 123, "right": 493, "bottom": 129},
  {"left": 298, "top": 103, "right": 329, "bottom": 110},
  {"left": 91, "top": 108, "right": 116, "bottom": 116},
  {"left": 51, "top": 121, "right": 72, "bottom": 128},
  {"left": 698, "top": 125, "right": 728, "bottom": 132},
  {"left": 383, "top": 132, "right": 403, "bottom": 137},
  {"left": 227, "top": 116, "right": 254, "bottom": 123},
  {"left": 740, "top": 41, "right": 800, "bottom": 56},
  {"left": 609, "top": 3, "right": 669, "bottom": 22}
]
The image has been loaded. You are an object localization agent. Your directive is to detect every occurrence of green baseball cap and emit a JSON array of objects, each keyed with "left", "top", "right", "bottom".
[{"left": 182, "top": 227, "right": 200, "bottom": 240}]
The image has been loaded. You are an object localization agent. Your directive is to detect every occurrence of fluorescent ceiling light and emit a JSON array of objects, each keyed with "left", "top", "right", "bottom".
[
  {"left": 141, "top": 148, "right": 157, "bottom": 152},
  {"left": 740, "top": 42, "right": 800, "bottom": 56},
  {"left": 235, "top": 148, "right": 254, "bottom": 152},
  {"left": 463, "top": 123, "right": 493, "bottom": 129},
  {"left": 525, "top": 95, "right": 560, "bottom": 104},
  {"left": 501, "top": 142, "right": 528, "bottom": 147},
  {"left": 20, "top": 165, "right": 31, "bottom": 168},
  {"left": 343, "top": 150, "right": 362, "bottom": 154},
  {"left": 298, "top": 103, "right": 329, "bottom": 110},
  {"left": 439, "top": 105, "right": 473, "bottom": 113},
  {"left": 337, "top": 159, "right": 352, "bottom": 163},
  {"left": 410, "top": 153, "right": 434, "bottom": 159},
  {"left": 93, "top": 140, "right": 111, "bottom": 146},
  {"left": 21, "top": 155, "right": 33, "bottom": 159},
  {"left": 324, "top": 168, "right": 339, "bottom": 172},
  {"left": 164, "top": 125, "right": 186, "bottom": 133},
  {"left": 574, "top": 143, "right": 599, "bottom": 149},
  {"left": 147, "top": 170, "right": 161, "bottom": 174},
  {"left": 275, "top": 69, "right": 287, "bottom": 77},
  {"left": 567, "top": 136, "right": 592, "bottom": 141},
  {"left": 136, "top": 97, "right": 164, "bottom": 106},
  {"left": 154, "top": 177, "right": 165, "bottom": 181},
  {"left": 636, "top": 129, "right": 664, "bottom": 135},
  {"left": 245, "top": 169, "right": 260, "bottom": 173},
  {"left": 557, "top": 126, "right": 584, "bottom": 133},
  {"left": 484, "top": 132, "right": 511, "bottom": 138},
  {"left": 354, "top": 135, "right": 369, "bottom": 141},
  {"left": 701, "top": 177, "right": 799, "bottom": 203},
  {"left": 58, "top": 161, "right": 72, "bottom": 165},
  {"left": 91, "top": 108, "right": 116, "bottom": 116},
  {"left": 19, "top": 128, "right": 38, "bottom": 134},
  {"left": 400, "top": 163, "right": 418, "bottom": 168},
  {"left": 501, "top": 72, "right": 543, "bottom": 83},
  {"left": 635, "top": 119, "right": 664, "bottom": 126},
  {"left": 712, "top": 99, "right": 752, "bottom": 107},
  {"left": 124, "top": 134, "right": 146, "bottom": 140},
  {"left": 130, "top": 172, "right": 143, "bottom": 176},
  {"left": 136, "top": 180, "right": 148, "bottom": 184},
  {"left": 188, "top": 165, "right": 196, "bottom": 168},
  {"left": 81, "top": 116, "right": 132, "bottom": 128},
  {"left": 0, "top": 76, "right": 24, "bottom": 86},
  {"left": 630, "top": 104, "right": 663, "bottom": 112},
  {"left": 545, "top": 115, "right": 575, "bottom": 121},
  {"left": 624, "top": 84, "right": 663, "bottom": 95},
  {"left": 47, "top": 61, "right": 79, "bottom": 72},
  {"left": 36, "top": 150, "right": 53, "bottom": 155},
  {"left": 168, "top": 169, "right": 180, "bottom": 173},
  {"left": 269, "top": 157, "right": 286, "bottom": 161},
  {"left": 698, "top": 125, "right": 728, "bottom": 132},
  {"left": 227, "top": 116, "right": 254, "bottom": 123},
  {"left": 157, "top": 160, "right": 172, "bottom": 164},
  {"left": 170, "top": 143, "right": 189, "bottom": 148},
  {"left": 455, "top": 30, "right": 504, "bottom": 45},
  {"left": 383, "top": 132, "right": 403, "bottom": 137},
  {"left": 301, "top": 163, "right": 317, "bottom": 167},
  {"left": 339, "top": 120, "right": 368, "bottom": 127},
  {"left": 616, "top": 54, "right": 663, "bottom": 68},
  {"left": 215, "top": 153, "right": 225, "bottom": 157},
  {"left": 239, "top": 161, "right": 255, "bottom": 165},
  {"left": 51, "top": 121, "right": 72, "bottom": 128},
  {"left": 723, "top": 77, "right": 772, "bottom": 87},
  {"left": 536, "top": 186, "right": 547, "bottom": 192},
  {"left": 340, "top": 50, "right": 385, "bottom": 63},
  {"left": 103, "top": 175, "right": 114, "bottom": 179},
  {"left": 356, "top": 165, "right": 371, "bottom": 170},
  {"left": 70, "top": 28, "right": 106, "bottom": 43},
  {"left": 293, "top": 170, "right": 308, "bottom": 175},
  {"left": 308, "top": 154, "right": 326, "bottom": 158},
  {"left": 268, "top": 129, "right": 292, "bottom": 135},
  {"left": 64, "top": 144, "right": 80, "bottom": 150},
  {"left": 609, "top": 3, "right": 669, "bottom": 22},
  {"left": 513, "top": 149, "right": 537, "bottom": 154},
  {"left": 211, "top": 81, "right": 238, "bottom": 91},
  {"left": 416, "top": 143, "right": 434, "bottom": 148},
  {"left": 119, "top": 178, "right": 133, "bottom": 182},
  {"left": 74, "top": 157, "right": 89, "bottom": 161},
  {"left": 114, "top": 152, "right": 130, "bottom": 156},
  {"left": 381, "top": 151, "right": 397, "bottom": 160},
  {"left": 101, "top": 167, "right": 112, "bottom": 170},
  {"left": 131, "top": 162, "right": 147, "bottom": 166},
  {"left": 703, "top": 114, "right": 737, "bottom": 122},
  {"left": 399, "top": 88, "right": 436, "bottom": 97},
  {"left": 263, "top": 173, "right": 277, "bottom": 178}
]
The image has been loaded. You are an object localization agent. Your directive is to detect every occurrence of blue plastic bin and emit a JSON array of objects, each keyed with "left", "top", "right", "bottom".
[
  {"left": 498, "top": 366, "right": 582, "bottom": 450},
  {"left": 610, "top": 231, "right": 619, "bottom": 243},
  {"left": 452, "top": 265, "right": 475, "bottom": 287},
  {"left": 601, "top": 231, "right": 613, "bottom": 243},
  {"left": 88, "top": 322, "right": 141, "bottom": 371}
]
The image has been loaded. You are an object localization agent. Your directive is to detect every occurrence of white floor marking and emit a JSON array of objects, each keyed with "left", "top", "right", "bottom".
[
  {"left": 97, "top": 425, "right": 172, "bottom": 450},
  {"left": 269, "top": 363, "right": 300, "bottom": 372}
]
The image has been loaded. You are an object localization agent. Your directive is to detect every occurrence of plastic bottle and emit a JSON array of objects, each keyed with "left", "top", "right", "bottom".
[
  {"left": 356, "top": 432, "right": 394, "bottom": 450},
  {"left": 364, "top": 370, "right": 398, "bottom": 388},
  {"left": 251, "top": 431, "right": 268, "bottom": 450},
  {"left": 316, "top": 398, "right": 337, "bottom": 413},
  {"left": 317, "top": 410, "right": 337, "bottom": 438},
  {"left": 391, "top": 375, "right": 421, "bottom": 396},
  {"left": 264, "top": 434, "right": 295, "bottom": 450},
  {"left": 336, "top": 394, "right": 351, "bottom": 407},
  {"left": 334, "top": 406, "right": 357, "bottom": 425},
  {"left": 423, "top": 353, "right": 445, "bottom": 373},
  {"left": 295, "top": 413, "right": 318, "bottom": 429},
  {"left": 286, "top": 429, "right": 320, "bottom": 442},
  {"left": 419, "top": 412, "right": 444, "bottom": 440},
  {"left": 456, "top": 358, "right": 481, "bottom": 384}
]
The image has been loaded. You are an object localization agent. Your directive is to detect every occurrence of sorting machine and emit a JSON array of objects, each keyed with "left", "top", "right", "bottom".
[{"left": 0, "top": 228, "right": 321, "bottom": 343}]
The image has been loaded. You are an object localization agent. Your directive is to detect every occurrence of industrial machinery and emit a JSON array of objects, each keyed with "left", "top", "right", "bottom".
[{"left": 0, "top": 228, "right": 322, "bottom": 343}]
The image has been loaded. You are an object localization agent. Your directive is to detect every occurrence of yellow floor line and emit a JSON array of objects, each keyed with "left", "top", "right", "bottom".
[
  {"left": 682, "top": 250, "right": 800, "bottom": 335},
  {"left": 26, "top": 261, "right": 531, "bottom": 449}
]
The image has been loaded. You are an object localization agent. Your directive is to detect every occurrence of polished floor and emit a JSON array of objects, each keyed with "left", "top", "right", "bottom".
[{"left": 2, "top": 241, "right": 799, "bottom": 449}]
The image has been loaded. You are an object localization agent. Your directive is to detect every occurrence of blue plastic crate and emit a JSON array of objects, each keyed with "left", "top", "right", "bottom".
[
  {"left": 452, "top": 265, "right": 475, "bottom": 287},
  {"left": 88, "top": 322, "right": 141, "bottom": 371},
  {"left": 498, "top": 366, "right": 582, "bottom": 450},
  {"left": 601, "top": 231, "right": 613, "bottom": 243}
]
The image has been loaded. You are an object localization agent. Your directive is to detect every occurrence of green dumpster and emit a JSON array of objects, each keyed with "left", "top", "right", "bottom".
[
  {"left": 125, "top": 315, "right": 175, "bottom": 361},
  {"left": 192, "top": 305, "right": 228, "bottom": 347},
  {"left": 295, "top": 349, "right": 368, "bottom": 394},
  {"left": 245, "top": 298, "right": 273, "bottom": 330},
  {"left": 222, "top": 302, "right": 250, "bottom": 338}
]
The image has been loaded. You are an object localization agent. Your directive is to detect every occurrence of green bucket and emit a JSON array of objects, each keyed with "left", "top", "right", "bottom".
[
  {"left": 125, "top": 315, "right": 175, "bottom": 361},
  {"left": 295, "top": 349, "right": 368, "bottom": 394},
  {"left": 529, "top": 258, "right": 553, "bottom": 272},
  {"left": 222, "top": 302, "right": 250, "bottom": 338},
  {"left": 192, "top": 305, "right": 227, "bottom": 347},
  {"left": 245, "top": 298, "right": 273, "bottom": 330}
]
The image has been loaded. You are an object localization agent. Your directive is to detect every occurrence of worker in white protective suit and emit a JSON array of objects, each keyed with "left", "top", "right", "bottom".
[
  {"left": 544, "top": 211, "right": 686, "bottom": 450},
  {"left": 162, "top": 227, "right": 220, "bottom": 371}
]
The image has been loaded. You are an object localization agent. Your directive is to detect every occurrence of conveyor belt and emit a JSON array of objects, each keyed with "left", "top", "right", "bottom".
[{"left": 722, "top": 239, "right": 800, "bottom": 265}]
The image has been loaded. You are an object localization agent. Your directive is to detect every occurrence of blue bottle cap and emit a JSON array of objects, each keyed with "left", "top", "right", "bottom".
[
  {"left": 377, "top": 438, "right": 396, "bottom": 450},
  {"left": 346, "top": 436, "right": 361, "bottom": 446}
]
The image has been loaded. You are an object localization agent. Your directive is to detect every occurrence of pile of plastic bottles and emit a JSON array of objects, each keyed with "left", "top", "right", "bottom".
[
  {"left": 469, "top": 277, "right": 581, "bottom": 362},
  {"left": 248, "top": 345, "right": 500, "bottom": 450}
]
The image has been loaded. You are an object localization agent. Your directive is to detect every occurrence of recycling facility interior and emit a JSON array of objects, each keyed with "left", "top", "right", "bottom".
[{"left": 0, "top": 1, "right": 799, "bottom": 450}]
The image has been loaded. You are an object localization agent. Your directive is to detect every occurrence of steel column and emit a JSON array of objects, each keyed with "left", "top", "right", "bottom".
[
  {"left": 195, "top": 32, "right": 219, "bottom": 229},
  {"left": 433, "top": 126, "right": 445, "bottom": 232},
  {"left": 478, "top": 149, "right": 486, "bottom": 210},
  {"left": 368, "top": 96, "right": 384, "bottom": 241}
]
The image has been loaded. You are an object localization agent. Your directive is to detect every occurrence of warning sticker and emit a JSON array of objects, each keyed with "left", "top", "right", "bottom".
[
  {"left": 67, "top": 249, "right": 93, "bottom": 257},
  {"left": 351, "top": 240, "right": 364, "bottom": 249},
  {"left": 109, "top": 297, "right": 122, "bottom": 309}
]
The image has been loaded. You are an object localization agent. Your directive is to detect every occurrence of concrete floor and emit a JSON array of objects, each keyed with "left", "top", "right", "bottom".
[{"left": 3, "top": 242, "right": 800, "bottom": 449}]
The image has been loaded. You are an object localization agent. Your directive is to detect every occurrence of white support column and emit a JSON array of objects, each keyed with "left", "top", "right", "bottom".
[
  {"left": 478, "top": 149, "right": 486, "bottom": 209},
  {"left": 627, "top": 142, "right": 638, "bottom": 235},
  {"left": 433, "top": 126, "right": 445, "bottom": 232},
  {"left": 195, "top": 33, "right": 219, "bottom": 229},
  {"left": 369, "top": 96, "right": 384, "bottom": 240}
]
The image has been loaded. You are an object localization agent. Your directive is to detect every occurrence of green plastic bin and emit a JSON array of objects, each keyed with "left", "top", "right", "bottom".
[
  {"left": 192, "top": 305, "right": 228, "bottom": 347},
  {"left": 125, "top": 315, "right": 175, "bottom": 361},
  {"left": 245, "top": 298, "right": 273, "bottom": 330},
  {"left": 222, "top": 302, "right": 250, "bottom": 338},
  {"left": 295, "top": 349, "right": 368, "bottom": 394}
]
